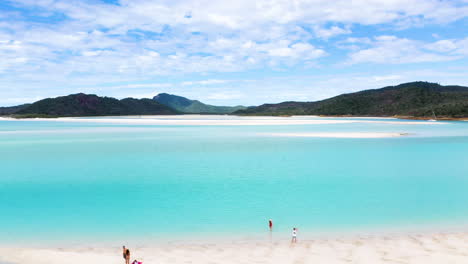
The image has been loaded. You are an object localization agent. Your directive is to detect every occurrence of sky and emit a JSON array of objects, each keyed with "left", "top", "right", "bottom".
[{"left": 0, "top": 0, "right": 467, "bottom": 106}]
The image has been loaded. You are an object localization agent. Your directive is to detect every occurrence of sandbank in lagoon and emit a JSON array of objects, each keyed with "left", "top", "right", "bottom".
[
  {"left": 0, "top": 115, "right": 446, "bottom": 126},
  {"left": 260, "top": 132, "right": 409, "bottom": 138}
]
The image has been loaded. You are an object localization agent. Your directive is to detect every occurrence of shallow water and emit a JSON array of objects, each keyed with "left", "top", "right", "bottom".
[{"left": 0, "top": 116, "right": 467, "bottom": 245}]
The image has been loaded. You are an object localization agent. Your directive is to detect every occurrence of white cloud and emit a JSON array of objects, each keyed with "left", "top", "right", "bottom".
[
  {"left": 1, "top": 1, "right": 466, "bottom": 78},
  {"left": 13, "top": 0, "right": 468, "bottom": 28},
  {"left": 313, "top": 25, "right": 351, "bottom": 39},
  {"left": 345, "top": 35, "right": 461, "bottom": 65},
  {"left": 426, "top": 39, "right": 458, "bottom": 52},
  {"left": 0, "top": 0, "right": 467, "bottom": 105},
  {"left": 205, "top": 91, "right": 244, "bottom": 100},
  {"left": 181, "top": 79, "right": 232, "bottom": 86},
  {"left": 114, "top": 83, "right": 172, "bottom": 89},
  {"left": 267, "top": 42, "right": 326, "bottom": 60},
  {"left": 426, "top": 38, "right": 468, "bottom": 55},
  {"left": 372, "top": 75, "right": 402, "bottom": 82}
]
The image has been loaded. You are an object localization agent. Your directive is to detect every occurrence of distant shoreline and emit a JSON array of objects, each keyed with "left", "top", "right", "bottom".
[
  {"left": 0, "top": 116, "right": 446, "bottom": 128},
  {"left": 1, "top": 114, "right": 466, "bottom": 121},
  {"left": 323, "top": 115, "right": 468, "bottom": 121},
  {"left": 393, "top": 115, "right": 468, "bottom": 121}
]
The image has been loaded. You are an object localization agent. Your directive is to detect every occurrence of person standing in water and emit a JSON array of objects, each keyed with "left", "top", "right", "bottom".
[
  {"left": 291, "top": 228, "right": 298, "bottom": 243},
  {"left": 269, "top": 219, "right": 273, "bottom": 231}
]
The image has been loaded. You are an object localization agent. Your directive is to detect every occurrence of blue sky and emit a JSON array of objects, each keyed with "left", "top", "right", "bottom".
[{"left": 0, "top": 0, "right": 467, "bottom": 106}]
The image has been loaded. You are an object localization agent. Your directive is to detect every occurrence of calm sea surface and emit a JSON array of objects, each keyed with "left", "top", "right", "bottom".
[{"left": 1, "top": 116, "right": 468, "bottom": 245}]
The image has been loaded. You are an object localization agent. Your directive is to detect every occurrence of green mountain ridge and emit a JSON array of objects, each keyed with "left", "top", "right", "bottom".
[
  {"left": 12, "top": 93, "right": 178, "bottom": 117},
  {"left": 153, "top": 93, "right": 246, "bottom": 114},
  {"left": 234, "top": 82, "right": 468, "bottom": 118},
  {"left": 0, "top": 104, "right": 31, "bottom": 115},
  {"left": 1, "top": 82, "right": 467, "bottom": 119}
]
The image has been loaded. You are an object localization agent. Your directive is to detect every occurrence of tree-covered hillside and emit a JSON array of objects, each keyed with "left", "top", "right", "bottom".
[
  {"left": 13, "top": 93, "right": 178, "bottom": 117},
  {"left": 234, "top": 82, "right": 468, "bottom": 118},
  {"left": 0, "top": 104, "right": 30, "bottom": 115},
  {"left": 154, "top": 93, "right": 246, "bottom": 114}
]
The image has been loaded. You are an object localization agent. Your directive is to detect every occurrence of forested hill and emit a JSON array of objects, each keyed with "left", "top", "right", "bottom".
[
  {"left": 233, "top": 82, "right": 468, "bottom": 118},
  {"left": 2, "top": 82, "right": 468, "bottom": 119},
  {"left": 12, "top": 93, "right": 178, "bottom": 117},
  {"left": 153, "top": 93, "right": 246, "bottom": 114},
  {"left": 0, "top": 104, "right": 30, "bottom": 115}
]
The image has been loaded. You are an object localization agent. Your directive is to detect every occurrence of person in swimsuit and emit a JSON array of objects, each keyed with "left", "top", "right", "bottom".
[
  {"left": 269, "top": 219, "right": 273, "bottom": 231},
  {"left": 291, "top": 227, "right": 297, "bottom": 243},
  {"left": 123, "top": 246, "right": 127, "bottom": 262},
  {"left": 125, "top": 248, "right": 131, "bottom": 264}
]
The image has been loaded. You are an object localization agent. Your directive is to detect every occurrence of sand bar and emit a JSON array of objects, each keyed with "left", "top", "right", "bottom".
[
  {"left": 0, "top": 116, "right": 445, "bottom": 126},
  {"left": 261, "top": 132, "right": 408, "bottom": 138}
]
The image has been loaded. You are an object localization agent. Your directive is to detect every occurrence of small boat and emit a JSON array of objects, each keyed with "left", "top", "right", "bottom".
[{"left": 428, "top": 110, "right": 437, "bottom": 122}]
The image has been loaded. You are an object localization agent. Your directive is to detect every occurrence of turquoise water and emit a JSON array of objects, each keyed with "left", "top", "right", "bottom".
[{"left": 1, "top": 116, "right": 468, "bottom": 245}]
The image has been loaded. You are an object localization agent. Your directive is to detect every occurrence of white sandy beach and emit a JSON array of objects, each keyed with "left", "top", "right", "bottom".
[
  {"left": 0, "top": 116, "right": 445, "bottom": 126},
  {"left": 2, "top": 233, "right": 468, "bottom": 264},
  {"left": 0, "top": 116, "right": 442, "bottom": 138}
]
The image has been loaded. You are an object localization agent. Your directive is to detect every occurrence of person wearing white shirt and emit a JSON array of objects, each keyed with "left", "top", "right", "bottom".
[{"left": 291, "top": 227, "right": 298, "bottom": 243}]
